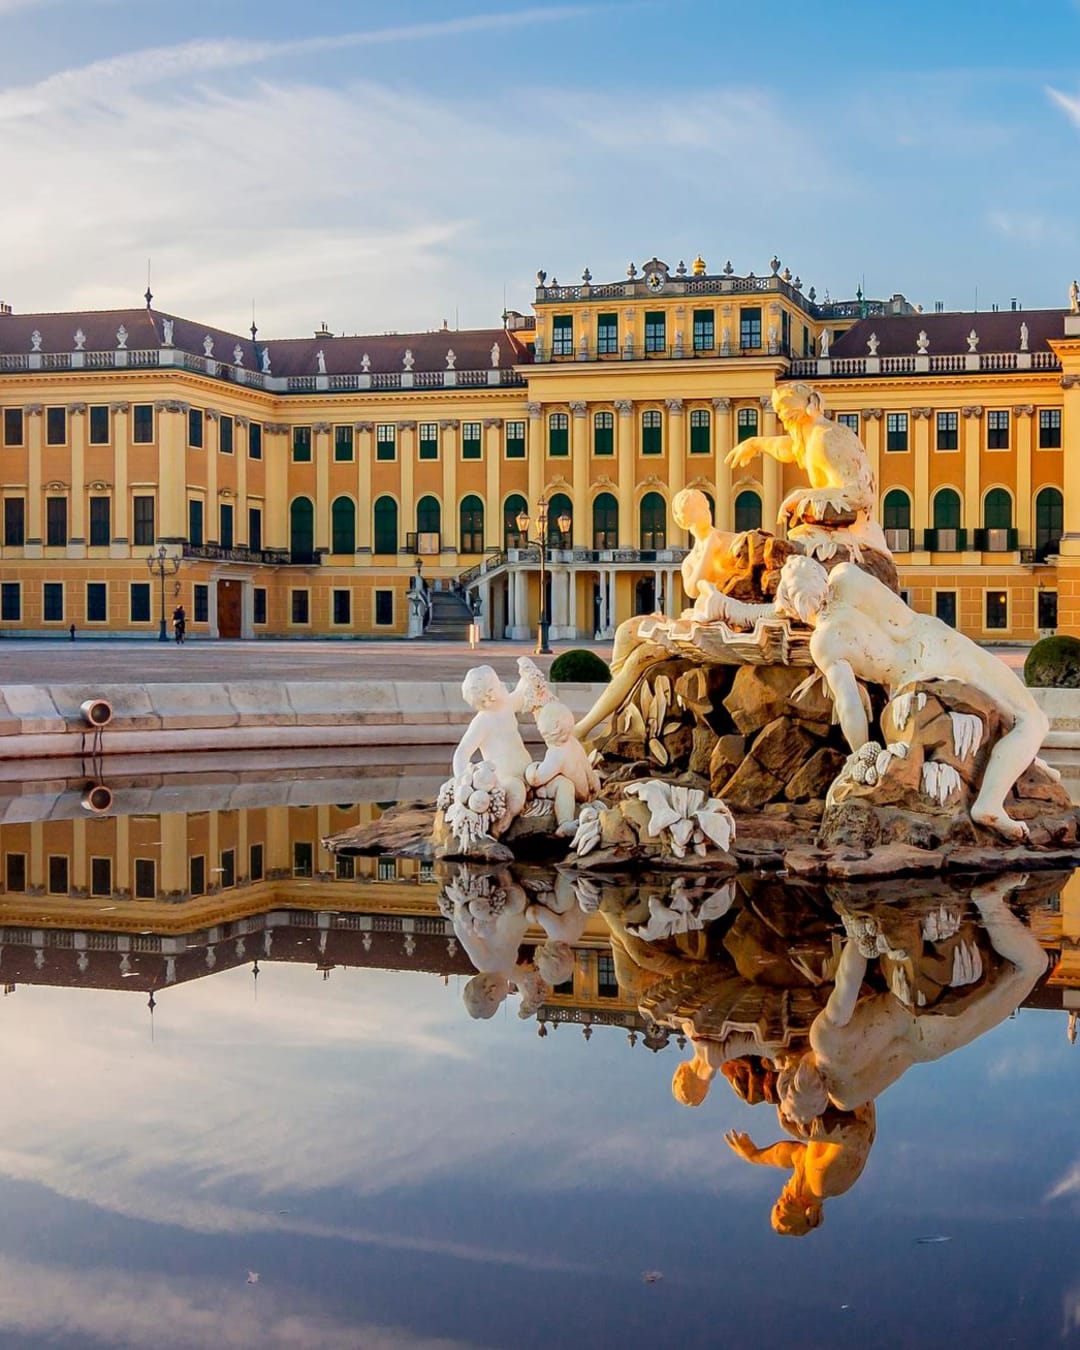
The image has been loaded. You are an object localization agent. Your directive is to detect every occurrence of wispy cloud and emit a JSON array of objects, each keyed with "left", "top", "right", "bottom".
[
  {"left": 0, "top": 7, "right": 593, "bottom": 120},
  {"left": 1047, "top": 84, "right": 1080, "bottom": 128},
  {"left": 1045, "top": 1157, "right": 1080, "bottom": 1202}
]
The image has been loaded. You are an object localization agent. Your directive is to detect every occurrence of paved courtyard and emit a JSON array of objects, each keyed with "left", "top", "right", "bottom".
[{"left": 0, "top": 635, "right": 1029, "bottom": 684}]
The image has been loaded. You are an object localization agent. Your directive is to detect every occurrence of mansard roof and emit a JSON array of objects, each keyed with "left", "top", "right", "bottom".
[{"left": 830, "top": 309, "right": 1066, "bottom": 358}]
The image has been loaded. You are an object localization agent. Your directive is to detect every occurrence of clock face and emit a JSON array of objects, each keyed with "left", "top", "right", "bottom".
[{"left": 645, "top": 271, "right": 665, "bottom": 293}]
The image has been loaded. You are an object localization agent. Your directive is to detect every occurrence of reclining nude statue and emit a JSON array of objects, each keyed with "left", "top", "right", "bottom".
[{"left": 710, "top": 555, "right": 1049, "bottom": 841}]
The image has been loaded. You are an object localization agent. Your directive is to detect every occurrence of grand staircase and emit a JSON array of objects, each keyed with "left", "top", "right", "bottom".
[{"left": 423, "top": 589, "right": 475, "bottom": 640}]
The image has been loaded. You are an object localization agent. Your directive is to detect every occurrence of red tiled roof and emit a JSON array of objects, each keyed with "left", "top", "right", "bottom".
[{"left": 831, "top": 309, "right": 1066, "bottom": 358}]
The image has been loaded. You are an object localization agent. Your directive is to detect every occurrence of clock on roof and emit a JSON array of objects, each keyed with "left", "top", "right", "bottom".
[{"left": 645, "top": 271, "right": 665, "bottom": 294}]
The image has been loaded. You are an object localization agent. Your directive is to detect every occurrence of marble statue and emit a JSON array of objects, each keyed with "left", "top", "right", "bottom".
[
  {"left": 916, "top": 329, "right": 929, "bottom": 354},
  {"left": 116, "top": 325, "right": 128, "bottom": 349},
  {"left": 161, "top": 320, "right": 173, "bottom": 346},
  {"left": 30, "top": 329, "right": 42, "bottom": 352},
  {"left": 261, "top": 347, "right": 272, "bottom": 374},
  {"left": 446, "top": 348, "right": 456, "bottom": 370},
  {"left": 73, "top": 328, "right": 86, "bottom": 351},
  {"left": 818, "top": 328, "right": 830, "bottom": 358},
  {"left": 491, "top": 342, "right": 501, "bottom": 368},
  {"left": 233, "top": 343, "right": 244, "bottom": 366},
  {"left": 1019, "top": 322, "right": 1029, "bottom": 352},
  {"left": 447, "top": 665, "right": 531, "bottom": 834},
  {"left": 1071, "top": 279, "right": 1079, "bottom": 314},
  {"left": 967, "top": 329, "right": 979, "bottom": 353},
  {"left": 403, "top": 348, "right": 415, "bottom": 371},
  {"left": 524, "top": 701, "right": 601, "bottom": 832},
  {"left": 361, "top": 353, "right": 371, "bottom": 372},
  {"left": 710, "top": 554, "right": 1049, "bottom": 840},
  {"left": 316, "top": 349, "right": 326, "bottom": 374},
  {"left": 866, "top": 332, "right": 879, "bottom": 356},
  {"left": 203, "top": 334, "right": 214, "bottom": 357}
]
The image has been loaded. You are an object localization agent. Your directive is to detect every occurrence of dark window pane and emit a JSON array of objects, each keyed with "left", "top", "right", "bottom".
[
  {"left": 89, "top": 497, "right": 110, "bottom": 546},
  {"left": 292, "top": 426, "right": 311, "bottom": 461},
  {"left": 48, "top": 855, "right": 69, "bottom": 894},
  {"left": 91, "top": 405, "right": 112, "bottom": 444},
  {"left": 249, "top": 508, "right": 262, "bottom": 551},
  {"left": 333, "top": 589, "right": 351, "bottom": 624},
  {"left": 249, "top": 842, "right": 264, "bottom": 881},
  {"left": 334, "top": 425, "right": 353, "bottom": 461},
  {"left": 3, "top": 408, "right": 23, "bottom": 446},
  {"left": 46, "top": 407, "right": 66, "bottom": 445},
  {"left": 6, "top": 853, "right": 26, "bottom": 892},
  {"left": 220, "top": 849, "right": 235, "bottom": 888},
  {"left": 249, "top": 422, "right": 262, "bottom": 458},
  {"left": 219, "top": 415, "right": 233, "bottom": 454},
  {"left": 86, "top": 582, "right": 107, "bottom": 622},
  {"left": 46, "top": 497, "right": 67, "bottom": 546},
  {"left": 91, "top": 856, "right": 112, "bottom": 896},
  {"left": 190, "top": 855, "right": 205, "bottom": 896},
  {"left": 219, "top": 504, "right": 233, "bottom": 549},
  {"left": 188, "top": 499, "right": 203, "bottom": 547},
  {"left": 1, "top": 582, "right": 21, "bottom": 620},
  {"left": 293, "top": 841, "right": 313, "bottom": 877},
  {"left": 133, "top": 496, "right": 155, "bottom": 546},
  {"left": 131, "top": 405, "right": 152, "bottom": 444},
  {"left": 253, "top": 588, "right": 267, "bottom": 625},
  {"left": 375, "top": 590, "right": 393, "bottom": 625},
  {"left": 188, "top": 408, "right": 204, "bottom": 448},
  {"left": 4, "top": 497, "right": 25, "bottom": 546},
  {"left": 134, "top": 859, "right": 156, "bottom": 899},
  {"left": 291, "top": 590, "right": 310, "bottom": 624},
  {"left": 193, "top": 584, "right": 208, "bottom": 622},
  {"left": 130, "top": 582, "right": 151, "bottom": 622}
]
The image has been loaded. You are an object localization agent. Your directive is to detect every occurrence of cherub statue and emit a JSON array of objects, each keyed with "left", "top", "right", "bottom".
[
  {"left": 524, "top": 701, "right": 601, "bottom": 832},
  {"left": 708, "top": 555, "right": 1050, "bottom": 840},
  {"left": 449, "top": 665, "right": 532, "bottom": 834},
  {"left": 724, "top": 383, "right": 885, "bottom": 555}
]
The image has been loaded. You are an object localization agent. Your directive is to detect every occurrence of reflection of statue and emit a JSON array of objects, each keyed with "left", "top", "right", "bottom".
[{"left": 441, "top": 869, "right": 540, "bottom": 1018}]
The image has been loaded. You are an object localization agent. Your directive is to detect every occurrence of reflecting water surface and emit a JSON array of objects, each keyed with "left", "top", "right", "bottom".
[{"left": 1, "top": 761, "right": 1079, "bottom": 1349}]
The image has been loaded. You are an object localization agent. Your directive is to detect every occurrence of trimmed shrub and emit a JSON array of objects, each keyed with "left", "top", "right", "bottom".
[
  {"left": 550, "top": 648, "right": 611, "bottom": 684},
  {"left": 1024, "top": 634, "right": 1080, "bottom": 688}
]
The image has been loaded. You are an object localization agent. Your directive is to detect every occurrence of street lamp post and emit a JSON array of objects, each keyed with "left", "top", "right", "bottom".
[
  {"left": 146, "top": 543, "right": 181, "bottom": 643},
  {"left": 515, "top": 497, "right": 571, "bottom": 655}
]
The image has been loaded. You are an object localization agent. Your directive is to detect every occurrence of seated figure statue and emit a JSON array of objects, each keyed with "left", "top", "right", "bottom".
[
  {"left": 709, "top": 555, "right": 1049, "bottom": 841},
  {"left": 725, "top": 382, "right": 887, "bottom": 559}
]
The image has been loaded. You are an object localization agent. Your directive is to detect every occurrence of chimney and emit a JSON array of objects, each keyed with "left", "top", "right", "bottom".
[
  {"left": 0, "top": 303, "right": 12, "bottom": 316},
  {"left": 314, "top": 321, "right": 332, "bottom": 338}
]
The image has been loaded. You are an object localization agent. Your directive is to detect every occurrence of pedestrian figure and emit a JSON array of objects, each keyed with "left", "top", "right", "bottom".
[
  {"left": 172, "top": 604, "right": 186, "bottom": 644},
  {"left": 69, "top": 623, "right": 76, "bottom": 642}
]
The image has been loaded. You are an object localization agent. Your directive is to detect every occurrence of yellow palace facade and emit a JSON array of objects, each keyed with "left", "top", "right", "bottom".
[{"left": 1, "top": 252, "right": 1078, "bottom": 642}]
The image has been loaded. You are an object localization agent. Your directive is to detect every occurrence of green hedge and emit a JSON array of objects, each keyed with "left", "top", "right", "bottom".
[
  {"left": 1024, "top": 634, "right": 1080, "bottom": 688},
  {"left": 550, "top": 649, "right": 611, "bottom": 684}
]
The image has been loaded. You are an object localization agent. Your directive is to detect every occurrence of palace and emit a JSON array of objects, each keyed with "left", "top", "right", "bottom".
[{"left": 1, "top": 252, "right": 1077, "bottom": 642}]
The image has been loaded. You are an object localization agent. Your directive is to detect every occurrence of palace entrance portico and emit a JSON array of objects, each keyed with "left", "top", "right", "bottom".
[{"left": 207, "top": 567, "right": 256, "bottom": 639}]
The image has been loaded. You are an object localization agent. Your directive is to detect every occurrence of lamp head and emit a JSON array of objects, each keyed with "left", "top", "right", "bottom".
[
  {"left": 515, "top": 509, "right": 530, "bottom": 534},
  {"left": 557, "top": 512, "right": 572, "bottom": 535}
]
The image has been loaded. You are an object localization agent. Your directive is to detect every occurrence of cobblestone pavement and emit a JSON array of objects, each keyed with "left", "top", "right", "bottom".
[{"left": 0, "top": 636, "right": 1029, "bottom": 683}]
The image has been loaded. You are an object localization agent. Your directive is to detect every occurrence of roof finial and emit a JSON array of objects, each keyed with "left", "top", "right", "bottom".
[
  {"left": 250, "top": 300, "right": 257, "bottom": 343},
  {"left": 145, "top": 257, "right": 153, "bottom": 310}
]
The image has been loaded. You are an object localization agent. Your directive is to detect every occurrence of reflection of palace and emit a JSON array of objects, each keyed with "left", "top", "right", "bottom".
[{"left": 1, "top": 259, "right": 1077, "bottom": 641}]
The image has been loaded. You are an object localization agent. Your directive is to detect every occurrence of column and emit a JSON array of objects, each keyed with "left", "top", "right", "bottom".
[
  {"left": 314, "top": 422, "right": 331, "bottom": 551},
  {"left": 526, "top": 403, "right": 543, "bottom": 510},
  {"left": 355, "top": 422, "right": 373, "bottom": 550},
  {"left": 666, "top": 399, "right": 685, "bottom": 501},
  {"left": 437, "top": 421, "right": 455, "bottom": 552},
  {"left": 478, "top": 577, "right": 491, "bottom": 639},
  {"left": 68, "top": 404, "right": 86, "bottom": 549},
  {"left": 570, "top": 401, "right": 589, "bottom": 529},
  {"left": 514, "top": 567, "right": 530, "bottom": 641},
  {"left": 912, "top": 407, "right": 932, "bottom": 541},
  {"left": 568, "top": 568, "right": 578, "bottom": 638},
  {"left": 29, "top": 822, "right": 44, "bottom": 892},
  {"left": 1060, "top": 377, "right": 1080, "bottom": 632},
  {"left": 666, "top": 568, "right": 677, "bottom": 616},
  {"left": 654, "top": 567, "right": 663, "bottom": 613},
  {"left": 205, "top": 410, "right": 220, "bottom": 543},
  {"left": 760, "top": 396, "right": 782, "bottom": 529},
  {"left": 862, "top": 408, "right": 883, "bottom": 495},
  {"left": 114, "top": 815, "right": 130, "bottom": 895},
  {"left": 604, "top": 570, "right": 615, "bottom": 638},
  {"left": 72, "top": 819, "right": 87, "bottom": 893},
  {"left": 265, "top": 424, "right": 289, "bottom": 549},
  {"left": 712, "top": 398, "right": 732, "bottom": 530},
  {"left": 265, "top": 806, "right": 290, "bottom": 875},
  {"left": 484, "top": 419, "right": 502, "bottom": 549},
  {"left": 26, "top": 405, "right": 43, "bottom": 551},
  {"left": 614, "top": 400, "right": 634, "bottom": 540},
  {"left": 597, "top": 568, "right": 609, "bottom": 635},
  {"left": 156, "top": 401, "right": 187, "bottom": 542},
  {"left": 962, "top": 406, "right": 983, "bottom": 536},
  {"left": 110, "top": 401, "right": 130, "bottom": 556},
  {"left": 1014, "top": 405, "right": 1034, "bottom": 545},
  {"left": 505, "top": 568, "right": 516, "bottom": 632},
  {"left": 160, "top": 813, "right": 188, "bottom": 895}
]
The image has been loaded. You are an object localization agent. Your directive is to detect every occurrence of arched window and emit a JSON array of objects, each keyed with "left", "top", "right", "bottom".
[
  {"left": 734, "top": 490, "right": 762, "bottom": 533},
  {"left": 417, "top": 495, "right": 441, "bottom": 536},
  {"left": 460, "top": 495, "right": 484, "bottom": 554},
  {"left": 639, "top": 492, "right": 666, "bottom": 550},
  {"left": 331, "top": 496, "right": 355, "bottom": 555},
  {"left": 289, "top": 497, "right": 314, "bottom": 561},
  {"left": 373, "top": 496, "right": 398, "bottom": 555},
  {"left": 882, "top": 490, "right": 911, "bottom": 530},
  {"left": 548, "top": 492, "right": 573, "bottom": 548},
  {"left": 593, "top": 492, "right": 618, "bottom": 549},
  {"left": 504, "top": 493, "right": 527, "bottom": 549},
  {"left": 1035, "top": 487, "right": 1063, "bottom": 559},
  {"left": 984, "top": 488, "right": 1012, "bottom": 529},
  {"left": 933, "top": 488, "right": 961, "bottom": 529}
]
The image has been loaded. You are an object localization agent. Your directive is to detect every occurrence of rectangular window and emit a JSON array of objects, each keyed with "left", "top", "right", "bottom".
[
  {"left": 292, "top": 425, "right": 312, "bottom": 462},
  {"left": 193, "top": 583, "right": 208, "bottom": 622},
  {"left": 188, "top": 408, "right": 203, "bottom": 448},
  {"left": 220, "top": 848, "right": 235, "bottom": 889},
  {"left": 377, "top": 857, "right": 397, "bottom": 882},
  {"left": 739, "top": 307, "right": 762, "bottom": 349},
  {"left": 293, "top": 841, "right": 313, "bottom": 878},
  {"left": 886, "top": 412, "right": 909, "bottom": 452},
  {"left": 548, "top": 412, "right": 569, "bottom": 456},
  {"left": 597, "top": 313, "right": 618, "bottom": 355},
  {"left": 552, "top": 314, "right": 574, "bottom": 357},
  {"left": 332, "top": 588, "right": 351, "bottom": 624},
  {"left": 644, "top": 311, "right": 666, "bottom": 353},
  {"left": 1039, "top": 409, "right": 1062, "bottom": 449},
  {"left": 86, "top": 582, "right": 106, "bottom": 622},
  {"left": 936, "top": 411, "right": 958, "bottom": 451},
  {"left": 249, "top": 507, "right": 262, "bottom": 551},
  {"left": 462, "top": 421, "right": 482, "bottom": 459},
  {"left": 132, "top": 405, "right": 153, "bottom": 444},
  {"left": 335, "top": 853, "right": 355, "bottom": 880},
  {"left": 48, "top": 855, "right": 69, "bottom": 895},
  {"left": 291, "top": 590, "right": 310, "bottom": 625},
  {"left": 134, "top": 859, "right": 156, "bottom": 899},
  {"left": 985, "top": 590, "right": 1008, "bottom": 630},
  {"left": 505, "top": 420, "right": 525, "bottom": 458},
  {"left": 376, "top": 424, "right": 396, "bottom": 461},
  {"left": 88, "top": 497, "right": 110, "bottom": 547},
  {"left": 46, "top": 406, "right": 66, "bottom": 445},
  {"left": 219, "top": 503, "right": 233, "bottom": 549},
  {"left": 133, "top": 495, "right": 155, "bottom": 546},
  {"left": 249, "top": 842, "right": 264, "bottom": 882},
  {"left": 6, "top": 853, "right": 26, "bottom": 892},
  {"left": 91, "top": 856, "right": 112, "bottom": 897},
  {"left": 3, "top": 408, "right": 23, "bottom": 446},
  {"left": 418, "top": 423, "right": 438, "bottom": 460},
  {"left": 935, "top": 591, "right": 957, "bottom": 628},
  {"left": 91, "top": 405, "right": 113, "bottom": 444},
  {"left": 188, "top": 499, "right": 203, "bottom": 547},
  {"left": 332, "top": 424, "right": 353, "bottom": 462},
  {"left": 1039, "top": 590, "right": 1059, "bottom": 630},
  {"left": 593, "top": 411, "right": 614, "bottom": 456},
  {"left": 692, "top": 309, "right": 715, "bottom": 351},
  {"left": 736, "top": 408, "right": 758, "bottom": 443},
  {"left": 1, "top": 582, "right": 20, "bottom": 621},
  {"left": 598, "top": 954, "right": 619, "bottom": 998},
  {"left": 189, "top": 855, "right": 205, "bottom": 897},
  {"left": 690, "top": 408, "right": 711, "bottom": 454},
  {"left": 129, "top": 582, "right": 151, "bottom": 623},
  {"left": 214, "top": 413, "right": 232, "bottom": 454},
  {"left": 837, "top": 413, "right": 860, "bottom": 434},
  {"left": 43, "top": 582, "right": 63, "bottom": 621},
  {"left": 4, "top": 497, "right": 25, "bottom": 546},
  {"left": 375, "top": 589, "right": 393, "bottom": 625},
  {"left": 248, "top": 422, "right": 262, "bottom": 459},
  {"left": 46, "top": 497, "right": 67, "bottom": 546},
  {"left": 641, "top": 409, "right": 662, "bottom": 454},
  {"left": 987, "top": 410, "right": 1010, "bottom": 450},
  {"left": 253, "top": 588, "right": 267, "bottom": 625}
]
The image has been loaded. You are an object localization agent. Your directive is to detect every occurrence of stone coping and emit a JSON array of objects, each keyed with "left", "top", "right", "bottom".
[{"left": 0, "top": 680, "right": 608, "bottom": 760}]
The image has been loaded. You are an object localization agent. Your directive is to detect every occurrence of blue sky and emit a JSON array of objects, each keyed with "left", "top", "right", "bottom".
[{"left": 4, "top": 0, "right": 1080, "bottom": 336}]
